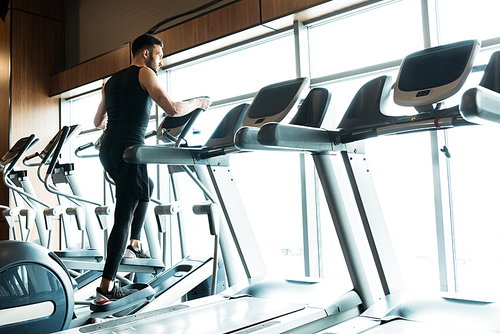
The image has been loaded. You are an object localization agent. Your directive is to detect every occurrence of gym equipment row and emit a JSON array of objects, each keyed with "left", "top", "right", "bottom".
[{"left": 2, "top": 38, "right": 500, "bottom": 333}]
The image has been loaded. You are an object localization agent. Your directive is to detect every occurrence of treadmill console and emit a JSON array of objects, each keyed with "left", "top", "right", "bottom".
[
  {"left": 394, "top": 39, "right": 480, "bottom": 111},
  {"left": 242, "top": 77, "right": 309, "bottom": 127}
]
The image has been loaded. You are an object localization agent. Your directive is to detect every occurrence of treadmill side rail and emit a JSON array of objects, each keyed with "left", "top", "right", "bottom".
[
  {"left": 123, "top": 145, "right": 205, "bottom": 166},
  {"left": 460, "top": 86, "right": 500, "bottom": 125}
]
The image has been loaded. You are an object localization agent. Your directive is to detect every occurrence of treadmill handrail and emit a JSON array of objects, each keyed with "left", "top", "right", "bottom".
[
  {"left": 254, "top": 106, "right": 471, "bottom": 152},
  {"left": 460, "top": 86, "right": 500, "bottom": 125},
  {"left": 123, "top": 144, "right": 202, "bottom": 165}
]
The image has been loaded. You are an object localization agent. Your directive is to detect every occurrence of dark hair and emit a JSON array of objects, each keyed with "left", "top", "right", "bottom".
[{"left": 132, "top": 34, "right": 163, "bottom": 56}]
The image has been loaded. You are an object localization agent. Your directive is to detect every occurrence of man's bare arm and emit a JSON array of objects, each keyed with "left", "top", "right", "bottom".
[{"left": 139, "top": 67, "right": 211, "bottom": 117}]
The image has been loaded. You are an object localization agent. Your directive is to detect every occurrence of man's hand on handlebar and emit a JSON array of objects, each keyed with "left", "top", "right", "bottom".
[{"left": 198, "top": 97, "right": 212, "bottom": 111}]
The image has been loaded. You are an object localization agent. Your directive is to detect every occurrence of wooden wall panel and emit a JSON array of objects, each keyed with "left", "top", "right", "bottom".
[
  {"left": 50, "top": 45, "right": 131, "bottom": 97},
  {"left": 0, "top": 12, "right": 11, "bottom": 240},
  {"left": 8, "top": 9, "right": 65, "bottom": 244},
  {"left": 12, "top": 0, "right": 65, "bottom": 21},
  {"left": 11, "top": 10, "right": 64, "bottom": 141},
  {"left": 90, "top": 46, "right": 131, "bottom": 81},
  {"left": 260, "top": 0, "right": 331, "bottom": 22},
  {"left": 66, "top": 0, "right": 238, "bottom": 67},
  {"left": 50, "top": 62, "right": 91, "bottom": 97},
  {"left": 156, "top": 0, "right": 261, "bottom": 56}
]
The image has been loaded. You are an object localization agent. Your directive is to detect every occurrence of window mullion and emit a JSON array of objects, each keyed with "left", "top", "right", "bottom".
[
  {"left": 300, "top": 154, "right": 321, "bottom": 277},
  {"left": 294, "top": 20, "right": 310, "bottom": 79},
  {"left": 430, "top": 130, "right": 458, "bottom": 292},
  {"left": 294, "top": 19, "right": 321, "bottom": 278},
  {"left": 421, "top": 0, "right": 440, "bottom": 47}
]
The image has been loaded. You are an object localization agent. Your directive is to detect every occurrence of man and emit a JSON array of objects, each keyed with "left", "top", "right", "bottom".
[{"left": 94, "top": 34, "right": 211, "bottom": 303}]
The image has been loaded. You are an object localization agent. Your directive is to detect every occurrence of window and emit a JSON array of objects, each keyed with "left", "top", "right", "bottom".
[
  {"left": 446, "top": 125, "right": 500, "bottom": 296},
  {"left": 165, "top": 33, "right": 306, "bottom": 276},
  {"left": 231, "top": 150, "right": 305, "bottom": 277},
  {"left": 437, "top": 0, "right": 500, "bottom": 45},
  {"left": 366, "top": 132, "right": 440, "bottom": 292},
  {"left": 168, "top": 33, "right": 296, "bottom": 102},
  {"left": 308, "top": 0, "right": 424, "bottom": 79}
]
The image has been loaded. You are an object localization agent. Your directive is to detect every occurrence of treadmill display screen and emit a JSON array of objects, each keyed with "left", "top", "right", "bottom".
[{"left": 398, "top": 40, "right": 475, "bottom": 92}]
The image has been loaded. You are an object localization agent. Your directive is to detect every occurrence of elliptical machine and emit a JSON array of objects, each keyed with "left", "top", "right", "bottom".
[
  {"left": 0, "top": 135, "right": 75, "bottom": 333},
  {"left": 0, "top": 240, "right": 75, "bottom": 334}
]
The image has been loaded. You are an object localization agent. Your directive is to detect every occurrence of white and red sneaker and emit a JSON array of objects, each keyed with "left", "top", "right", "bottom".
[{"left": 95, "top": 285, "right": 138, "bottom": 305}]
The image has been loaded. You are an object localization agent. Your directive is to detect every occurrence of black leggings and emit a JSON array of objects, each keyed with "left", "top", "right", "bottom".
[
  {"left": 99, "top": 142, "right": 154, "bottom": 281},
  {"left": 102, "top": 198, "right": 149, "bottom": 281}
]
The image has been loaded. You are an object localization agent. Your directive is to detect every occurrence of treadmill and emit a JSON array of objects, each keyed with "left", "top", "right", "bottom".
[{"left": 253, "top": 40, "right": 500, "bottom": 333}]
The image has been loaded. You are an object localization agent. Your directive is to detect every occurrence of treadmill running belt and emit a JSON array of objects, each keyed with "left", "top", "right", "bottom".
[{"left": 79, "top": 297, "right": 304, "bottom": 333}]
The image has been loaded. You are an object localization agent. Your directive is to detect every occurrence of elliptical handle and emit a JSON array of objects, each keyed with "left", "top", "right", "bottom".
[
  {"left": 22, "top": 151, "right": 41, "bottom": 167},
  {"left": 74, "top": 142, "right": 95, "bottom": 158},
  {"left": 145, "top": 130, "right": 157, "bottom": 139},
  {"left": 175, "top": 108, "right": 204, "bottom": 147},
  {"left": 76, "top": 142, "right": 94, "bottom": 152},
  {"left": 46, "top": 126, "right": 70, "bottom": 176}
]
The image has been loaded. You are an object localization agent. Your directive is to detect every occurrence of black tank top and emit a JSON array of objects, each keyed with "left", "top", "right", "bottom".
[{"left": 102, "top": 65, "right": 153, "bottom": 147}]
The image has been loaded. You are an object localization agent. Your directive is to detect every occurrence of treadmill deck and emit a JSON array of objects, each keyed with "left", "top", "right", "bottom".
[{"left": 71, "top": 297, "right": 314, "bottom": 334}]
